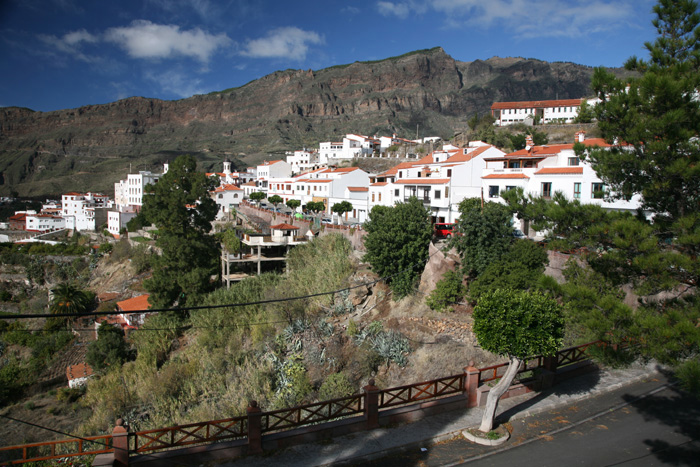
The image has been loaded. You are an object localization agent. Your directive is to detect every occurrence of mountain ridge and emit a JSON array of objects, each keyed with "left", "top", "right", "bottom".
[{"left": 0, "top": 47, "right": 624, "bottom": 198}]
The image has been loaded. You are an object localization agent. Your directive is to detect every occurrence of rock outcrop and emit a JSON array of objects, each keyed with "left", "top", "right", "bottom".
[{"left": 0, "top": 48, "right": 620, "bottom": 197}]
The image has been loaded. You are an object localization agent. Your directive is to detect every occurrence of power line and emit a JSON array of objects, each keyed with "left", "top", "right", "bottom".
[{"left": 0, "top": 245, "right": 441, "bottom": 321}]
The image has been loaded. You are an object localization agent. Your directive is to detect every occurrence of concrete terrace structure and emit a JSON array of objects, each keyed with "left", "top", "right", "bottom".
[{"left": 491, "top": 98, "right": 597, "bottom": 126}]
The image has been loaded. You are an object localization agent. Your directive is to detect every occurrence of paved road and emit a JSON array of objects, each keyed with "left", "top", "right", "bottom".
[{"left": 354, "top": 372, "right": 700, "bottom": 467}]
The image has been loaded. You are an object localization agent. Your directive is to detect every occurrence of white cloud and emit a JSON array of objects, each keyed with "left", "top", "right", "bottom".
[
  {"left": 105, "top": 20, "right": 231, "bottom": 62},
  {"left": 241, "top": 27, "right": 324, "bottom": 61},
  {"left": 145, "top": 69, "right": 206, "bottom": 98},
  {"left": 377, "top": 1, "right": 428, "bottom": 19},
  {"left": 38, "top": 29, "right": 99, "bottom": 62},
  {"left": 341, "top": 6, "right": 361, "bottom": 15},
  {"left": 429, "top": 0, "right": 639, "bottom": 38}
]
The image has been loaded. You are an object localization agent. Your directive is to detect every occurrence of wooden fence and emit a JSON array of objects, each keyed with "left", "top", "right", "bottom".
[{"left": 0, "top": 340, "right": 601, "bottom": 465}]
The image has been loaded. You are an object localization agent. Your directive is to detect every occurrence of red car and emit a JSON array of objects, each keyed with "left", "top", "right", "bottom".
[{"left": 433, "top": 223, "right": 456, "bottom": 238}]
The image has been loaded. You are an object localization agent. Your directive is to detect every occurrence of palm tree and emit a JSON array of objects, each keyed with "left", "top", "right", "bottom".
[{"left": 50, "top": 283, "right": 90, "bottom": 316}]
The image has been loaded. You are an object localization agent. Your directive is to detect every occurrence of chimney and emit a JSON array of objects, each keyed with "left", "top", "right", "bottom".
[
  {"left": 575, "top": 131, "right": 586, "bottom": 143},
  {"left": 525, "top": 134, "right": 534, "bottom": 150}
]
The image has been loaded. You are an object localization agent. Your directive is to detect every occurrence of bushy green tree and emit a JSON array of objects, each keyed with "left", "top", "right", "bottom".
[
  {"left": 426, "top": 270, "right": 466, "bottom": 312},
  {"left": 574, "top": 99, "right": 595, "bottom": 123},
  {"left": 286, "top": 199, "right": 301, "bottom": 212},
  {"left": 473, "top": 289, "right": 564, "bottom": 432},
  {"left": 305, "top": 201, "right": 326, "bottom": 214},
  {"left": 363, "top": 197, "right": 432, "bottom": 298},
  {"left": 249, "top": 191, "right": 266, "bottom": 205},
  {"left": 141, "top": 154, "right": 219, "bottom": 308},
  {"left": 86, "top": 323, "right": 130, "bottom": 372},
  {"left": 468, "top": 239, "right": 548, "bottom": 303},
  {"left": 331, "top": 201, "right": 353, "bottom": 223},
  {"left": 451, "top": 198, "right": 515, "bottom": 278},
  {"left": 268, "top": 195, "right": 283, "bottom": 207}
]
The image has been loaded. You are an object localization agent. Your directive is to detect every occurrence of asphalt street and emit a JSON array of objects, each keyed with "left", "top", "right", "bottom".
[{"left": 353, "top": 371, "right": 700, "bottom": 467}]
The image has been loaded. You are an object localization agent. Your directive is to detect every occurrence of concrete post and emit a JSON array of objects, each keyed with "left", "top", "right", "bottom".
[
  {"left": 112, "top": 418, "right": 129, "bottom": 467},
  {"left": 247, "top": 400, "right": 263, "bottom": 455},
  {"left": 363, "top": 379, "right": 380, "bottom": 429},
  {"left": 464, "top": 361, "right": 480, "bottom": 408}
]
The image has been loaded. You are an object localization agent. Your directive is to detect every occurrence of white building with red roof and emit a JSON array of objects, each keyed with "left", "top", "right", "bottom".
[
  {"left": 62, "top": 192, "right": 112, "bottom": 232},
  {"left": 481, "top": 132, "right": 642, "bottom": 233},
  {"left": 368, "top": 142, "right": 507, "bottom": 223},
  {"left": 66, "top": 363, "right": 94, "bottom": 388},
  {"left": 490, "top": 98, "right": 598, "bottom": 126},
  {"left": 211, "top": 184, "right": 244, "bottom": 219}
]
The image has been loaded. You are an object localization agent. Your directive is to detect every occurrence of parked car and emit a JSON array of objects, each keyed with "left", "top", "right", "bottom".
[
  {"left": 512, "top": 229, "right": 526, "bottom": 239},
  {"left": 433, "top": 223, "right": 456, "bottom": 238},
  {"left": 321, "top": 217, "right": 333, "bottom": 225}
]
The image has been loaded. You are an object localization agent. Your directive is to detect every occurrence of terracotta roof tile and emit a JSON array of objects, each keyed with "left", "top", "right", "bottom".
[
  {"left": 482, "top": 173, "right": 530, "bottom": 179},
  {"left": 116, "top": 294, "right": 150, "bottom": 312},
  {"left": 535, "top": 167, "right": 584, "bottom": 175}
]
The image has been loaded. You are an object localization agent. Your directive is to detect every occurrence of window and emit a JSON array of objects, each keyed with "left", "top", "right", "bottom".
[
  {"left": 218, "top": 194, "right": 223, "bottom": 199},
  {"left": 568, "top": 157, "right": 580, "bottom": 166},
  {"left": 541, "top": 182, "right": 552, "bottom": 198},
  {"left": 394, "top": 189, "right": 399, "bottom": 197},
  {"left": 489, "top": 186, "right": 499, "bottom": 198},
  {"left": 378, "top": 193, "right": 382, "bottom": 202},
  {"left": 592, "top": 183, "right": 605, "bottom": 199},
  {"left": 573, "top": 182, "right": 581, "bottom": 199},
  {"left": 447, "top": 169, "right": 452, "bottom": 177},
  {"left": 445, "top": 187, "right": 449, "bottom": 198},
  {"left": 434, "top": 190, "right": 441, "bottom": 199},
  {"left": 371, "top": 193, "right": 375, "bottom": 202},
  {"left": 505, "top": 185, "right": 516, "bottom": 192},
  {"left": 398, "top": 171, "right": 403, "bottom": 178}
]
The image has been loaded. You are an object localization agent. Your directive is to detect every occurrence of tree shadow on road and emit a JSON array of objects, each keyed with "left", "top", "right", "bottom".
[
  {"left": 497, "top": 365, "right": 601, "bottom": 424},
  {"left": 621, "top": 366, "right": 700, "bottom": 465}
]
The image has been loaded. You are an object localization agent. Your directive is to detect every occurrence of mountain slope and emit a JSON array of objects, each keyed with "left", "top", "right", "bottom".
[{"left": 0, "top": 48, "right": 616, "bottom": 198}]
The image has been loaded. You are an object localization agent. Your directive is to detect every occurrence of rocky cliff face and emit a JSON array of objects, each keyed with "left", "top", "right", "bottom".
[{"left": 0, "top": 47, "right": 609, "bottom": 198}]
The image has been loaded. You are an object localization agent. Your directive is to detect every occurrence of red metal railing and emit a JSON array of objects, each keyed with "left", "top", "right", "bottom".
[
  {"left": 130, "top": 416, "right": 247, "bottom": 453},
  {"left": 260, "top": 394, "right": 364, "bottom": 434},
  {"left": 378, "top": 374, "right": 465, "bottom": 408},
  {"left": 0, "top": 434, "right": 112, "bottom": 465}
]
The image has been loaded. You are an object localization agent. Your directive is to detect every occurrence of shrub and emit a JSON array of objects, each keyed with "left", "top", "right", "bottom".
[
  {"left": 24, "top": 401, "right": 35, "bottom": 410},
  {"left": 318, "top": 372, "right": 355, "bottom": 400},
  {"left": 426, "top": 270, "right": 466, "bottom": 312}
]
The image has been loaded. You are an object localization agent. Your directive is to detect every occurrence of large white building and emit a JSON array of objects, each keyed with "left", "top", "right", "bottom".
[
  {"left": 481, "top": 132, "right": 642, "bottom": 234},
  {"left": 490, "top": 98, "right": 598, "bottom": 126},
  {"left": 61, "top": 192, "right": 112, "bottom": 232}
]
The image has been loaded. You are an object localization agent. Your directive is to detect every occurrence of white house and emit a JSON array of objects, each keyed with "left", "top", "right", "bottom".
[
  {"left": 255, "top": 160, "right": 293, "bottom": 193},
  {"left": 286, "top": 150, "right": 320, "bottom": 174},
  {"left": 212, "top": 184, "right": 243, "bottom": 219},
  {"left": 25, "top": 213, "right": 65, "bottom": 233},
  {"left": 61, "top": 192, "right": 112, "bottom": 232},
  {"left": 490, "top": 98, "right": 598, "bottom": 126},
  {"left": 481, "top": 132, "right": 642, "bottom": 234},
  {"left": 107, "top": 209, "right": 137, "bottom": 238}
]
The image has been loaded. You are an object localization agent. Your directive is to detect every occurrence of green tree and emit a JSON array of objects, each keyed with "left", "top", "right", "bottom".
[
  {"left": 249, "top": 191, "right": 266, "bottom": 205},
  {"left": 363, "top": 197, "right": 432, "bottom": 298},
  {"left": 86, "top": 323, "right": 130, "bottom": 372},
  {"left": 473, "top": 289, "right": 564, "bottom": 432},
  {"left": 268, "top": 195, "right": 283, "bottom": 207},
  {"left": 50, "top": 283, "right": 91, "bottom": 322},
  {"left": 467, "top": 239, "right": 548, "bottom": 303},
  {"left": 451, "top": 198, "right": 515, "bottom": 278},
  {"left": 425, "top": 270, "right": 466, "bottom": 312},
  {"left": 220, "top": 228, "right": 241, "bottom": 254},
  {"left": 574, "top": 99, "right": 595, "bottom": 123},
  {"left": 286, "top": 199, "right": 301, "bottom": 212},
  {"left": 331, "top": 201, "right": 354, "bottom": 224},
  {"left": 141, "top": 154, "right": 219, "bottom": 308},
  {"left": 305, "top": 201, "right": 326, "bottom": 214}
]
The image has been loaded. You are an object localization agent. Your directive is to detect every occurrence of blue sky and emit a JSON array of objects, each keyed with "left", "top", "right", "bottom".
[{"left": 0, "top": 0, "right": 659, "bottom": 112}]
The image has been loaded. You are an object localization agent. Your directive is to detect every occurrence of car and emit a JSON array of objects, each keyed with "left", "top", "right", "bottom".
[
  {"left": 512, "top": 229, "right": 526, "bottom": 239},
  {"left": 433, "top": 223, "right": 456, "bottom": 238},
  {"left": 321, "top": 217, "right": 333, "bottom": 225}
]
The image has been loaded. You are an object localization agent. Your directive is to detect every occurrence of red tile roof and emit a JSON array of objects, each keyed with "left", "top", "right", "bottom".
[
  {"left": 491, "top": 99, "right": 583, "bottom": 110},
  {"left": 482, "top": 173, "right": 530, "bottom": 179},
  {"left": 347, "top": 187, "right": 369, "bottom": 192},
  {"left": 213, "top": 184, "right": 242, "bottom": 192},
  {"left": 535, "top": 167, "right": 584, "bottom": 175},
  {"left": 116, "top": 294, "right": 150, "bottom": 312},
  {"left": 66, "top": 362, "right": 94, "bottom": 381},
  {"left": 271, "top": 223, "right": 299, "bottom": 230},
  {"left": 371, "top": 182, "right": 388, "bottom": 186},
  {"left": 394, "top": 178, "right": 450, "bottom": 185}
]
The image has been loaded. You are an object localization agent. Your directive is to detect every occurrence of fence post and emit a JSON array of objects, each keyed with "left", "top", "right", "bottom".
[
  {"left": 112, "top": 419, "right": 129, "bottom": 467},
  {"left": 464, "top": 361, "right": 480, "bottom": 408},
  {"left": 543, "top": 355, "right": 558, "bottom": 373},
  {"left": 247, "top": 400, "right": 263, "bottom": 455},
  {"left": 363, "top": 379, "right": 380, "bottom": 429}
]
